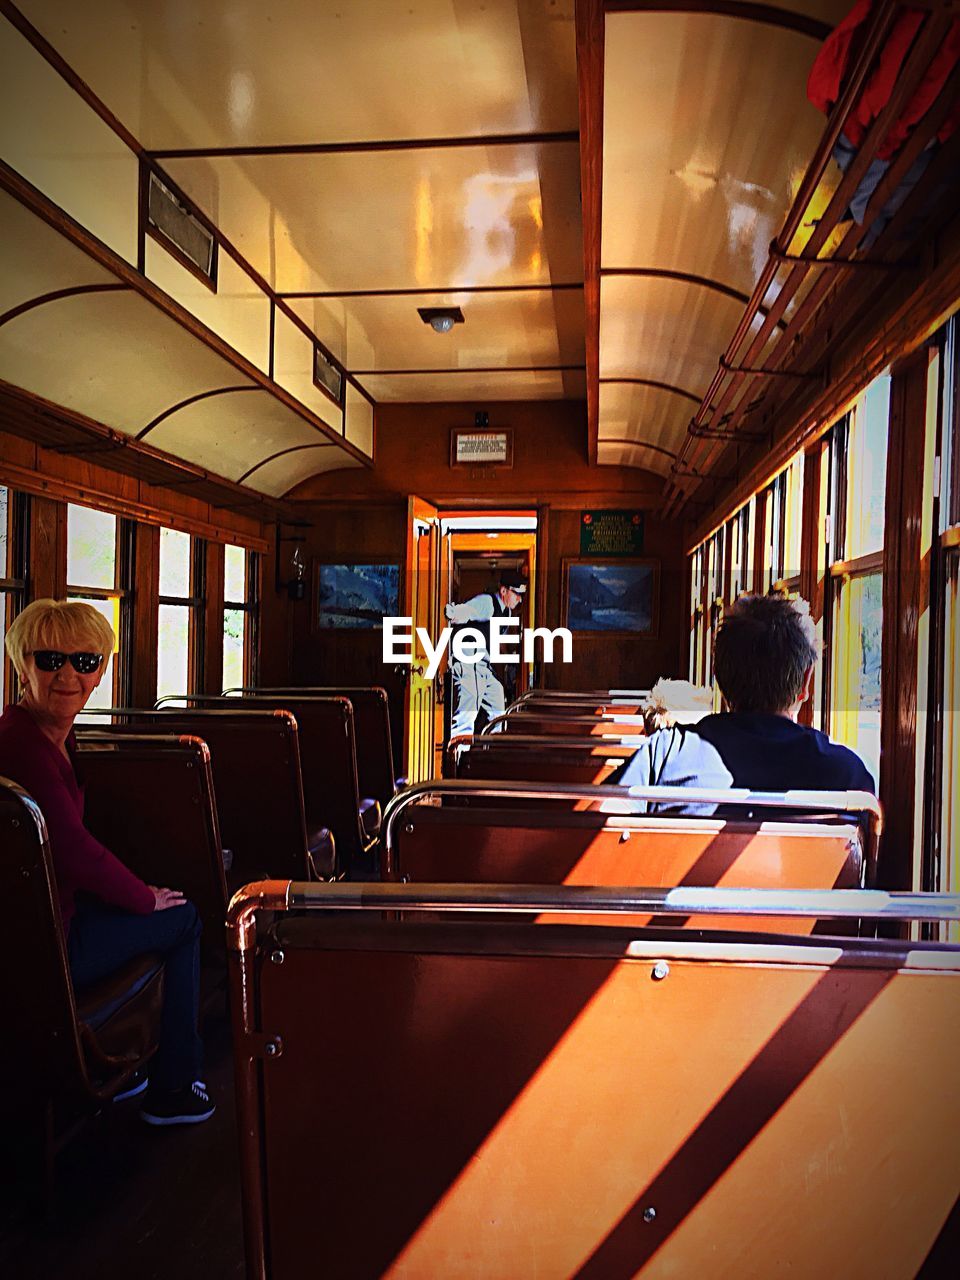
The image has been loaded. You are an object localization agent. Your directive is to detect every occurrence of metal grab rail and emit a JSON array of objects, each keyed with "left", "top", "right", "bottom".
[
  {"left": 383, "top": 778, "right": 883, "bottom": 865},
  {"left": 227, "top": 878, "right": 960, "bottom": 939}
]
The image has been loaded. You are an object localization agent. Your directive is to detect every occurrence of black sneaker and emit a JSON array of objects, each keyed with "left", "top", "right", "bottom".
[
  {"left": 113, "top": 1068, "right": 149, "bottom": 1102},
  {"left": 140, "top": 1081, "right": 215, "bottom": 1127}
]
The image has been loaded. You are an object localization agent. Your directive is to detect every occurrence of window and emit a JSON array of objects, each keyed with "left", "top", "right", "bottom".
[
  {"left": 689, "top": 545, "right": 705, "bottom": 682},
  {"left": 66, "top": 503, "right": 128, "bottom": 715},
  {"left": 823, "top": 374, "right": 891, "bottom": 785},
  {"left": 222, "top": 544, "right": 258, "bottom": 692},
  {"left": 157, "top": 528, "right": 204, "bottom": 704},
  {"left": 727, "top": 505, "right": 751, "bottom": 602},
  {"left": 933, "top": 314, "right": 960, "bottom": 931},
  {"left": 1, "top": 485, "right": 28, "bottom": 704}
]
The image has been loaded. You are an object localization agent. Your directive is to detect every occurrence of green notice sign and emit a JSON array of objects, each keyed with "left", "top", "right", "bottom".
[{"left": 579, "top": 509, "right": 645, "bottom": 556}]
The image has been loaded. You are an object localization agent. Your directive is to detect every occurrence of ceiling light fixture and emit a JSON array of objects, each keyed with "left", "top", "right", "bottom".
[{"left": 418, "top": 305, "right": 464, "bottom": 334}]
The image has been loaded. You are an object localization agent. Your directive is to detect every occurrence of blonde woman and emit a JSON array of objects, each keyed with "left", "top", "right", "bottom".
[{"left": 0, "top": 599, "right": 213, "bottom": 1126}]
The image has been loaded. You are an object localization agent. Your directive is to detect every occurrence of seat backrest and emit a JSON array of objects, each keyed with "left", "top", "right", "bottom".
[
  {"left": 229, "top": 885, "right": 960, "bottom": 1280},
  {"left": 76, "top": 735, "right": 226, "bottom": 951},
  {"left": 452, "top": 737, "right": 635, "bottom": 786},
  {"left": 496, "top": 714, "right": 646, "bottom": 737},
  {"left": 0, "top": 778, "right": 89, "bottom": 1106},
  {"left": 385, "top": 804, "right": 864, "bottom": 934},
  {"left": 514, "top": 698, "right": 645, "bottom": 716},
  {"left": 78, "top": 710, "right": 310, "bottom": 881},
  {"left": 231, "top": 687, "right": 396, "bottom": 809},
  {"left": 206, "top": 696, "right": 369, "bottom": 873}
]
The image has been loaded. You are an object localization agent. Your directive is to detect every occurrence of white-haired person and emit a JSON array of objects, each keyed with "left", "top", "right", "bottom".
[{"left": 0, "top": 599, "right": 214, "bottom": 1126}]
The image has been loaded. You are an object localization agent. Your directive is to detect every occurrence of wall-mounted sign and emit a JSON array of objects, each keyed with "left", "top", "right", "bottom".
[
  {"left": 579, "top": 509, "right": 645, "bottom": 556},
  {"left": 450, "top": 428, "right": 514, "bottom": 468}
]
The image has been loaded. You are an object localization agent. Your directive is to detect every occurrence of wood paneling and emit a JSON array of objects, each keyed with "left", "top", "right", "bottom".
[
  {"left": 203, "top": 541, "right": 225, "bottom": 695},
  {"left": 274, "top": 401, "right": 686, "bottom": 707},
  {"left": 131, "top": 522, "right": 159, "bottom": 706},
  {"left": 28, "top": 494, "right": 65, "bottom": 599},
  {"left": 0, "top": 427, "right": 266, "bottom": 549},
  {"left": 292, "top": 401, "right": 662, "bottom": 506},
  {"left": 878, "top": 351, "right": 929, "bottom": 892}
]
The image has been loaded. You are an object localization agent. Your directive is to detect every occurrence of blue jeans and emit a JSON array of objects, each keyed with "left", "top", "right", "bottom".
[{"left": 68, "top": 901, "right": 203, "bottom": 1092}]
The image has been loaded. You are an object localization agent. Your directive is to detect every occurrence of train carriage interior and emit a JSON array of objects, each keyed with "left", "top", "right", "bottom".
[{"left": 1, "top": 0, "right": 960, "bottom": 1277}]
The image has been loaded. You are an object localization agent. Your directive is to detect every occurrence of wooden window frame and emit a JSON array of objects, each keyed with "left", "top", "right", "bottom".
[
  {"left": 1, "top": 485, "right": 29, "bottom": 703},
  {"left": 157, "top": 530, "right": 206, "bottom": 699},
  {"left": 65, "top": 504, "right": 133, "bottom": 710}
]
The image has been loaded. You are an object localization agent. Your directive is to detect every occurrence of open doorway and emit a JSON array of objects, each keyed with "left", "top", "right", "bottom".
[{"left": 436, "top": 510, "right": 538, "bottom": 762}]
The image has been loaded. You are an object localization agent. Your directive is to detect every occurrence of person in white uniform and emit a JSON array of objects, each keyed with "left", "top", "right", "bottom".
[{"left": 444, "top": 570, "right": 526, "bottom": 739}]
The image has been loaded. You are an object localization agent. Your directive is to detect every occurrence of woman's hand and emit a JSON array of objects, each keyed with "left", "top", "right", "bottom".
[{"left": 151, "top": 885, "right": 187, "bottom": 911}]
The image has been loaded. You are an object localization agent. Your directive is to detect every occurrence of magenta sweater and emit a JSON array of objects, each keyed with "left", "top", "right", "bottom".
[{"left": 0, "top": 703, "right": 155, "bottom": 931}]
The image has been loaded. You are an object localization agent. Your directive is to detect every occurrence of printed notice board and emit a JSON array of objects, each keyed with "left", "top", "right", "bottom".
[{"left": 579, "top": 510, "right": 645, "bottom": 556}]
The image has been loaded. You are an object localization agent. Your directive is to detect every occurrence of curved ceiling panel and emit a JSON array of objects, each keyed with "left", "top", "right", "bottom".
[
  {"left": 0, "top": 189, "right": 118, "bottom": 317},
  {"left": 602, "top": 12, "right": 833, "bottom": 299},
  {"left": 286, "top": 289, "right": 585, "bottom": 373},
  {"left": 599, "top": 275, "right": 751, "bottom": 392},
  {"left": 18, "top": 0, "right": 578, "bottom": 149},
  {"left": 0, "top": 291, "right": 257, "bottom": 432},
  {"left": 596, "top": 438, "right": 675, "bottom": 478},
  {"left": 164, "top": 142, "right": 583, "bottom": 295},
  {"left": 357, "top": 367, "right": 585, "bottom": 403},
  {"left": 244, "top": 445, "right": 363, "bottom": 499},
  {"left": 597, "top": 382, "right": 692, "bottom": 459},
  {"left": 146, "top": 388, "right": 332, "bottom": 483}
]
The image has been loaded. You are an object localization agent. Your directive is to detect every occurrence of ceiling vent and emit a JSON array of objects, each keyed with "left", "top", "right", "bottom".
[
  {"left": 148, "top": 173, "right": 216, "bottom": 282},
  {"left": 314, "top": 346, "right": 344, "bottom": 403}
]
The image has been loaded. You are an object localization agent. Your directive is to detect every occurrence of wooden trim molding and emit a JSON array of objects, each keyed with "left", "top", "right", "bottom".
[
  {"left": 599, "top": 267, "right": 790, "bottom": 328},
  {"left": 150, "top": 130, "right": 579, "bottom": 161},
  {"left": 828, "top": 549, "right": 885, "bottom": 578},
  {"left": 576, "top": 0, "right": 604, "bottom": 467},
  {"left": 878, "top": 352, "right": 929, "bottom": 893},
  {"left": 598, "top": 377, "right": 704, "bottom": 405},
  {"left": 0, "top": 283, "right": 130, "bottom": 330},
  {"left": 279, "top": 282, "right": 585, "bottom": 299},
  {"left": 602, "top": 1, "right": 831, "bottom": 41}
]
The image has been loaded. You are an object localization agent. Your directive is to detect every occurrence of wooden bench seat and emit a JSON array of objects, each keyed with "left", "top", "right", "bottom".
[
  {"left": 227, "top": 685, "right": 399, "bottom": 810},
  {"left": 448, "top": 735, "right": 639, "bottom": 785},
  {"left": 0, "top": 776, "right": 163, "bottom": 1178},
  {"left": 75, "top": 734, "right": 227, "bottom": 957},
  {"left": 77, "top": 708, "right": 328, "bottom": 880},
  {"left": 160, "top": 694, "right": 376, "bottom": 877},
  {"left": 382, "top": 781, "right": 879, "bottom": 933},
  {"left": 227, "top": 880, "right": 960, "bottom": 1280}
]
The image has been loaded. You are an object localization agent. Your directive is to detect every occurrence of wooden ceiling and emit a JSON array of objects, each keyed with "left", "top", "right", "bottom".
[{"left": 3, "top": 1, "right": 951, "bottom": 504}]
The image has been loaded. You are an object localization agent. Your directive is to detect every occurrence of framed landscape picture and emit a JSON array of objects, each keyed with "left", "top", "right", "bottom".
[
  {"left": 313, "top": 561, "right": 400, "bottom": 630},
  {"left": 562, "top": 559, "right": 659, "bottom": 635}
]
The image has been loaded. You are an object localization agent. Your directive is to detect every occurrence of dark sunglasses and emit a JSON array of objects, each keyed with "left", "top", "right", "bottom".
[{"left": 31, "top": 650, "right": 104, "bottom": 675}]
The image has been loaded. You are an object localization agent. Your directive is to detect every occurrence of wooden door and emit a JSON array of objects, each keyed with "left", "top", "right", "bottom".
[{"left": 404, "top": 496, "right": 440, "bottom": 783}]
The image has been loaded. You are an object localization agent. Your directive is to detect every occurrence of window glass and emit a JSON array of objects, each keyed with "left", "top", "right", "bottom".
[
  {"left": 159, "top": 527, "right": 191, "bottom": 597},
  {"left": 157, "top": 603, "right": 191, "bottom": 704},
  {"left": 223, "top": 608, "right": 245, "bottom": 692},
  {"left": 72, "top": 595, "right": 119, "bottom": 717},
  {"left": 942, "top": 555, "right": 960, "bottom": 935},
  {"left": 784, "top": 453, "right": 803, "bottom": 580},
  {"left": 224, "top": 544, "right": 246, "bottom": 603},
  {"left": 847, "top": 376, "right": 890, "bottom": 559},
  {"left": 67, "top": 505, "right": 116, "bottom": 590},
  {"left": 831, "top": 572, "right": 882, "bottom": 784}
]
